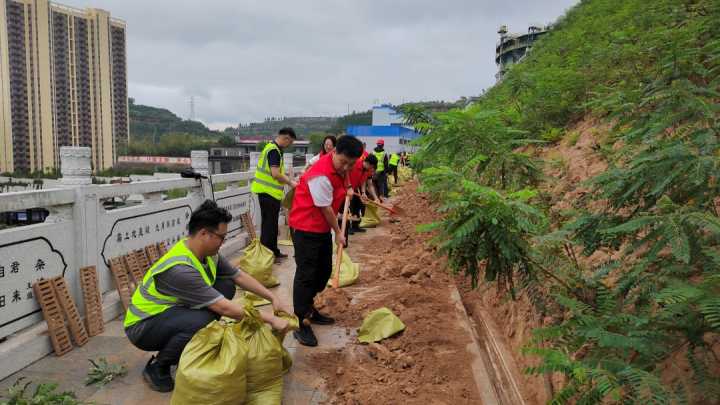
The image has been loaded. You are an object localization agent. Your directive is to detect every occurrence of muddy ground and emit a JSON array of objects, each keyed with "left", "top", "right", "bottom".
[{"left": 310, "top": 181, "right": 493, "bottom": 405}]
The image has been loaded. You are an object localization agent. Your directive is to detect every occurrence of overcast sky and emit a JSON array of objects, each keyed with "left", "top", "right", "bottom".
[{"left": 62, "top": 0, "right": 579, "bottom": 129}]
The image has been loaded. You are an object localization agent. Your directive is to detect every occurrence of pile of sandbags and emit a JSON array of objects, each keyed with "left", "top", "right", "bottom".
[
  {"left": 398, "top": 165, "right": 413, "bottom": 182},
  {"left": 172, "top": 303, "right": 298, "bottom": 405}
]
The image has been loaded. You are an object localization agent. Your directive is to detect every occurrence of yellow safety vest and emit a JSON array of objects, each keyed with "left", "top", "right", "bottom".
[
  {"left": 389, "top": 153, "right": 400, "bottom": 166},
  {"left": 124, "top": 239, "right": 217, "bottom": 328},
  {"left": 251, "top": 143, "right": 285, "bottom": 200},
  {"left": 373, "top": 151, "right": 386, "bottom": 173}
]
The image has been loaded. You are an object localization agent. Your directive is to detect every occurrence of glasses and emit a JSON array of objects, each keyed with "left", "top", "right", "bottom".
[{"left": 208, "top": 230, "right": 228, "bottom": 242}]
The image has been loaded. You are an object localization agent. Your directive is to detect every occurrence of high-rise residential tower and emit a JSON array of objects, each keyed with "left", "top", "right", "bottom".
[{"left": 0, "top": 0, "right": 128, "bottom": 174}]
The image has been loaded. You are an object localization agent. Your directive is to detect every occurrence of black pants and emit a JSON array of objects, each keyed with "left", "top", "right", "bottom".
[
  {"left": 350, "top": 194, "right": 364, "bottom": 229},
  {"left": 258, "top": 192, "right": 282, "bottom": 256},
  {"left": 126, "top": 277, "right": 235, "bottom": 367},
  {"left": 291, "top": 229, "right": 332, "bottom": 319},
  {"left": 374, "top": 171, "right": 388, "bottom": 198},
  {"left": 389, "top": 165, "right": 398, "bottom": 185}
]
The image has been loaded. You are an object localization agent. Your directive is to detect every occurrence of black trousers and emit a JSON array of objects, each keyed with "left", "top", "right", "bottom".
[
  {"left": 350, "top": 194, "right": 364, "bottom": 229},
  {"left": 291, "top": 229, "right": 332, "bottom": 319},
  {"left": 126, "top": 277, "right": 235, "bottom": 367},
  {"left": 258, "top": 192, "right": 282, "bottom": 256},
  {"left": 374, "top": 171, "right": 388, "bottom": 198},
  {"left": 388, "top": 165, "right": 398, "bottom": 185}
]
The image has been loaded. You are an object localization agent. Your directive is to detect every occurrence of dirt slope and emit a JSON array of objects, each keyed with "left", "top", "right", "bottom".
[{"left": 310, "top": 183, "right": 482, "bottom": 405}]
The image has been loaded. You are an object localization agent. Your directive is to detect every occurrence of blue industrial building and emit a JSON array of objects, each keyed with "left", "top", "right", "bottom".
[{"left": 346, "top": 105, "right": 421, "bottom": 153}]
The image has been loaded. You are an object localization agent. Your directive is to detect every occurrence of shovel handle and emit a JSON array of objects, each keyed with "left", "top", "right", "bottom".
[
  {"left": 363, "top": 198, "right": 397, "bottom": 214},
  {"left": 333, "top": 192, "right": 352, "bottom": 289}
]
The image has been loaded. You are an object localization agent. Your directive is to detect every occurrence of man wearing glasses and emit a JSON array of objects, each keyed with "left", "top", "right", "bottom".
[{"left": 124, "top": 200, "right": 291, "bottom": 393}]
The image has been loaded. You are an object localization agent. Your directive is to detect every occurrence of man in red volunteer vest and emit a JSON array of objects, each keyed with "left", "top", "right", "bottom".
[
  {"left": 289, "top": 135, "right": 364, "bottom": 346},
  {"left": 346, "top": 153, "right": 378, "bottom": 238}
]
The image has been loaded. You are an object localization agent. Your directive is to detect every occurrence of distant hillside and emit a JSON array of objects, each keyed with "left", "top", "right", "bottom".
[
  {"left": 235, "top": 116, "right": 337, "bottom": 138},
  {"left": 329, "top": 110, "right": 372, "bottom": 133},
  {"left": 129, "top": 98, "right": 218, "bottom": 141},
  {"left": 328, "top": 100, "right": 467, "bottom": 133}
]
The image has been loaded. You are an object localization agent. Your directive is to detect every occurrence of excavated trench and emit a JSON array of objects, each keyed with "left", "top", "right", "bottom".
[{"left": 303, "top": 180, "right": 532, "bottom": 405}]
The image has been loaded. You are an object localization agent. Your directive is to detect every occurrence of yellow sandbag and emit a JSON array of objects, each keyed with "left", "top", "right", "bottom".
[
  {"left": 281, "top": 187, "right": 295, "bottom": 210},
  {"left": 358, "top": 307, "right": 406, "bottom": 343},
  {"left": 327, "top": 250, "right": 359, "bottom": 287},
  {"left": 274, "top": 311, "right": 299, "bottom": 374},
  {"left": 360, "top": 204, "right": 381, "bottom": 228},
  {"left": 278, "top": 239, "right": 293, "bottom": 246},
  {"left": 171, "top": 321, "right": 248, "bottom": 405},
  {"left": 244, "top": 291, "right": 271, "bottom": 307},
  {"left": 239, "top": 304, "right": 299, "bottom": 405},
  {"left": 235, "top": 238, "right": 279, "bottom": 287},
  {"left": 398, "top": 165, "right": 412, "bottom": 182}
]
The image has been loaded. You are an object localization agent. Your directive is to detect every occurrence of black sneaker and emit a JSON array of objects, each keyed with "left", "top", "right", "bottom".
[
  {"left": 353, "top": 227, "right": 366, "bottom": 233},
  {"left": 293, "top": 323, "right": 318, "bottom": 347},
  {"left": 310, "top": 309, "right": 335, "bottom": 325},
  {"left": 143, "top": 356, "right": 174, "bottom": 393}
]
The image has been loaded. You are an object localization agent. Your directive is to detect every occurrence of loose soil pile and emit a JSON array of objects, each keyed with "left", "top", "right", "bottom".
[{"left": 310, "top": 181, "right": 481, "bottom": 405}]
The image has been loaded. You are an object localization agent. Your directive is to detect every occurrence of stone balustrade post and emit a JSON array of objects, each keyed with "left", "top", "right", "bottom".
[
  {"left": 59, "top": 146, "right": 92, "bottom": 187},
  {"left": 249, "top": 152, "right": 261, "bottom": 172},
  {"left": 283, "top": 153, "right": 294, "bottom": 179},
  {"left": 190, "top": 150, "right": 209, "bottom": 178},
  {"left": 190, "top": 150, "right": 212, "bottom": 200}
]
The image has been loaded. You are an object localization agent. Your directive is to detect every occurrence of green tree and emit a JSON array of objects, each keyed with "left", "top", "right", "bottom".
[
  {"left": 410, "top": 0, "right": 720, "bottom": 402},
  {"left": 218, "top": 135, "right": 235, "bottom": 147}
]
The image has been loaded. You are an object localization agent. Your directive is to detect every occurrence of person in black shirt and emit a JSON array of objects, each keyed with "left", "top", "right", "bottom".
[{"left": 252, "top": 127, "right": 297, "bottom": 259}]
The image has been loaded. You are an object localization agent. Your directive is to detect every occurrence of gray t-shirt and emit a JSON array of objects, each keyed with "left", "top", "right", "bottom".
[
  {"left": 124, "top": 254, "right": 239, "bottom": 342},
  {"left": 154, "top": 255, "right": 239, "bottom": 309}
]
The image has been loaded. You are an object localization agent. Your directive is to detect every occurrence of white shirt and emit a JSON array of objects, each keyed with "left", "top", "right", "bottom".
[
  {"left": 308, "top": 154, "right": 321, "bottom": 166},
  {"left": 307, "top": 175, "right": 333, "bottom": 207}
]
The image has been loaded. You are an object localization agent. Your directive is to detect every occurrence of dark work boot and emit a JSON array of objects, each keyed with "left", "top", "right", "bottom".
[
  {"left": 310, "top": 308, "right": 335, "bottom": 325},
  {"left": 353, "top": 222, "right": 366, "bottom": 233},
  {"left": 143, "top": 356, "right": 174, "bottom": 392},
  {"left": 293, "top": 322, "right": 318, "bottom": 347}
]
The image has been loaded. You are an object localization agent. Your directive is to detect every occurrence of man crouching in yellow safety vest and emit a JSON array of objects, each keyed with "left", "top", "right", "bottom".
[{"left": 124, "top": 200, "right": 291, "bottom": 393}]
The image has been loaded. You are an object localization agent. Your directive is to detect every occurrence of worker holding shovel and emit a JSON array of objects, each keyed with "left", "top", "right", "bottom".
[
  {"left": 289, "top": 135, "right": 364, "bottom": 346},
  {"left": 347, "top": 153, "right": 379, "bottom": 238}
]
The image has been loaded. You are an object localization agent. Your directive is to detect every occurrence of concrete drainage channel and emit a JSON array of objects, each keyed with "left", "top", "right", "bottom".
[{"left": 450, "top": 287, "right": 527, "bottom": 405}]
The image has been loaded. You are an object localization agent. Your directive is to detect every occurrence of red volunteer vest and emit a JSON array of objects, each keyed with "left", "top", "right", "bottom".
[
  {"left": 349, "top": 157, "right": 370, "bottom": 190},
  {"left": 289, "top": 152, "right": 348, "bottom": 233}
]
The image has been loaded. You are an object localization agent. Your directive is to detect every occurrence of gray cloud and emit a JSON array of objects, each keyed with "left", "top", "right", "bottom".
[{"left": 62, "top": 0, "right": 579, "bottom": 129}]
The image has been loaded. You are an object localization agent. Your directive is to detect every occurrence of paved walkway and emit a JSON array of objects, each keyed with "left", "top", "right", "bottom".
[{"left": 0, "top": 235, "right": 348, "bottom": 404}]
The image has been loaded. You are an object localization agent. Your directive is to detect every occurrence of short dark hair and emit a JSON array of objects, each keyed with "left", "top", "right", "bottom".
[
  {"left": 335, "top": 136, "right": 363, "bottom": 158},
  {"left": 278, "top": 127, "right": 297, "bottom": 139},
  {"left": 188, "top": 200, "right": 232, "bottom": 235},
  {"left": 364, "top": 154, "right": 378, "bottom": 168}
]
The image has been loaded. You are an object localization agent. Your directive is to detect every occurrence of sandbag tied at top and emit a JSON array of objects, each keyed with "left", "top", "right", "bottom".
[{"left": 235, "top": 238, "right": 279, "bottom": 288}]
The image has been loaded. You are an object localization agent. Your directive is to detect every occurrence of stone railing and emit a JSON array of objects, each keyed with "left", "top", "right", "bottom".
[{"left": 0, "top": 147, "right": 305, "bottom": 379}]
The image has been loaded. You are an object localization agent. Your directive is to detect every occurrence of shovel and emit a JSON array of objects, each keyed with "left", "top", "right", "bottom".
[
  {"left": 362, "top": 197, "right": 405, "bottom": 216},
  {"left": 332, "top": 191, "right": 352, "bottom": 289}
]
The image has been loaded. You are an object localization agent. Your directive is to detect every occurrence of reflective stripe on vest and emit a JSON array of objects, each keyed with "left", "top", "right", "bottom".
[
  {"left": 251, "top": 143, "right": 285, "bottom": 200},
  {"left": 389, "top": 153, "right": 400, "bottom": 166},
  {"left": 373, "top": 151, "right": 385, "bottom": 172},
  {"left": 123, "top": 239, "right": 217, "bottom": 327}
]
